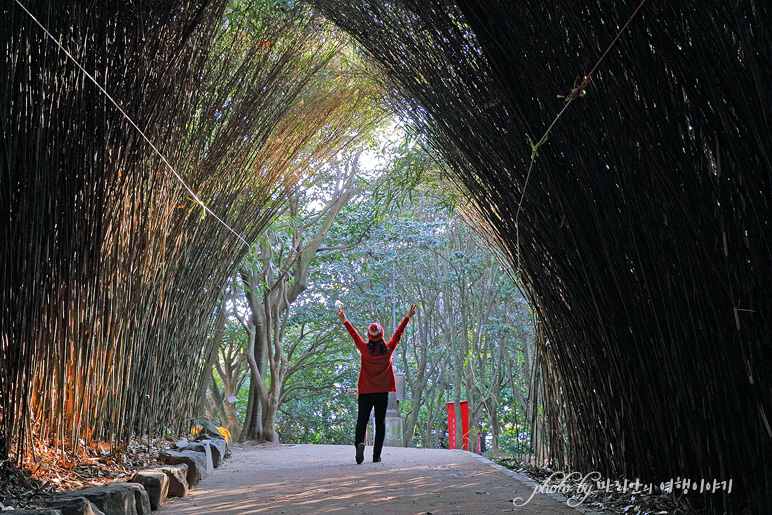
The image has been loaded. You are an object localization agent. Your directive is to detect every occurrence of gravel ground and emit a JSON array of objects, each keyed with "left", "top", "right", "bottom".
[{"left": 158, "top": 442, "right": 585, "bottom": 515}]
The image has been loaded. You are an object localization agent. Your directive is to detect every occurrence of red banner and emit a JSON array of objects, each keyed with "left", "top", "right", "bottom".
[{"left": 446, "top": 400, "right": 469, "bottom": 450}]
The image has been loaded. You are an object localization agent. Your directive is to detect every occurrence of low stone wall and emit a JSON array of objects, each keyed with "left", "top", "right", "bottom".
[{"left": 18, "top": 427, "right": 231, "bottom": 515}]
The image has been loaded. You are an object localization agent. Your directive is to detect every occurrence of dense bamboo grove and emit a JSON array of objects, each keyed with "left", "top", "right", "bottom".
[
  {"left": 311, "top": 1, "right": 772, "bottom": 512},
  {"left": 1, "top": 0, "right": 201, "bottom": 462},
  {"left": 1, "top": 0, "right": 380, "bottom": 463}
]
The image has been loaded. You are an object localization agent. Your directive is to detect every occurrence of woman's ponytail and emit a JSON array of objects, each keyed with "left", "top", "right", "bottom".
[{"left": 367, "top": 338, "right": 388, "bottom": 355}]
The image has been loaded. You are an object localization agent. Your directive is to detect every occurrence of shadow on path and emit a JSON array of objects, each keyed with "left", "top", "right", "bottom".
[{"left": 159, "top": 443, "right": 584, "bottom": 514}]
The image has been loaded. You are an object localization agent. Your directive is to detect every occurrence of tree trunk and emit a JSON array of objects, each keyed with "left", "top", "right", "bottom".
[
  {"left": 401, "top": 310, "right": 430, "bottom": 447},
  {"left": 208, "top": 371, "right": 229, "bottom": 423},
  {"left": 236, "top": 156, "right": 361, "bottom": 443},
  {"left": 261, "top": 356, "right": 284, "bottom": 444},
  {"left": 453, "top": 379, "right": 463, "bottom": 449},
  {"left": 197, "top": 303, "right": 227, "bottom": 415},
  {"left": 259, "top": 286, "right": 284, "bottom": 444},
  {"left": 489, "top": 396, "right": 500, "bottom": 453},
  {"left": 489, "top": 345, "right": 504, "bottom": 453},
  {"left": 220, "top": 371, "right": 243, "bottom": 440},
  {"left": 434, "top": 366, "right": 447, "bottom": 448},
  {"left": 240, "top": 322, "right": 269, "bottom": 442}
]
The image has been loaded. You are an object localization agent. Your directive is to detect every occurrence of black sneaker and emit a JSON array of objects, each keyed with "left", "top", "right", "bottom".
[
  {"left": 373, "top": 456, "right": 381, "bottom": 463},
  {"left": 356, "top": 443, "right": 365, "bottom": 464}
]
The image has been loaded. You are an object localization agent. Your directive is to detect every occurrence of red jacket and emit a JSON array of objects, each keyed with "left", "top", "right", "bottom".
[{"left": 345, "top": 317, "right": 410, "bottom": 394}]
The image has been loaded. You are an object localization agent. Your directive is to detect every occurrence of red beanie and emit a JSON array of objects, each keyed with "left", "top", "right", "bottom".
[{"left": 367, "top": 322, "right": 384, "bottom": 341}]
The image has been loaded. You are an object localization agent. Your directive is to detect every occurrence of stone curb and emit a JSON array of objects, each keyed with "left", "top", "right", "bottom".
[
  {"left": 15, "top": 438, "right": 230, "bottom": 515},
  {"left": 462, "top": 450, "right": 604, "bottom": 515}
]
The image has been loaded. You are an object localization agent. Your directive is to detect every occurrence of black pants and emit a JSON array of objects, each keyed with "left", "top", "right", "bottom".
[{"left": 355, "top": 392, "right": 388, "bottom": 458}]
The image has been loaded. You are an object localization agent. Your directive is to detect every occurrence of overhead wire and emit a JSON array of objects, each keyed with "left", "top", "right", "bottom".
[{"left": 13, "top": 0, "right": 250, "bottom": 247}]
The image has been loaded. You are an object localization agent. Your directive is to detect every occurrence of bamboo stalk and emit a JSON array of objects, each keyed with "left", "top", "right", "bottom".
[{"left": 310, "top": 1, "right": 772, "bottom": 512}]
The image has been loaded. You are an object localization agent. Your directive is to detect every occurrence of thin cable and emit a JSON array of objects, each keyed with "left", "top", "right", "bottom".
[
  {"left": 14, "top": 0, "right": 250, "bottom": 247},
  {"left": 513, "top": 0, "right": 650, "bottom": 273},
  {"left": 586, "top": 0, "right": 650, "bottom": 81}
]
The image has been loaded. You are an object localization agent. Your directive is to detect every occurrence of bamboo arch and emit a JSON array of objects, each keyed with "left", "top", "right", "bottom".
[{"left": 310, "top": 1, "right": 772, "bottom": 513}]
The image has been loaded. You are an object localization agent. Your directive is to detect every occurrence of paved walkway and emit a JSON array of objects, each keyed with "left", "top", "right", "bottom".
[{"left": 158, "top": 443, "right": 585, "bottom": 514}]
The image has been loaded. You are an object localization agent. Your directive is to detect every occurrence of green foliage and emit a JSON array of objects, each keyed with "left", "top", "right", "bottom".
[
  {"left": 277, "top": 356, "right": 359, "bottom": 443},
  {"left": 225, "top": 0, "right": 310, "bottom": 33},
  {"left": 311, "top": 174, "right": 535, "bottom": 450},
  {"left": 499, "top": 426, "right": 531, "bottom": 456},
  {"left": 204, "top": 118, "right": 535, "bottom": 449}
]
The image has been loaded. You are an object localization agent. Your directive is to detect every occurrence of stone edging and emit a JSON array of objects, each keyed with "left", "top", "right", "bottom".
[{"left": 459, "top": 450, "right": 604, "bottom": 515}]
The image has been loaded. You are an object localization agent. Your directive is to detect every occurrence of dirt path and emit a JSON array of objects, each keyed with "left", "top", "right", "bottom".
[{"left": 158, "top": 443, "right": 591, "bottom": 514}]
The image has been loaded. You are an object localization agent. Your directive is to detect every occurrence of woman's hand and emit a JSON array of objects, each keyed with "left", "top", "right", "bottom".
[
  {"left": 337, "top": 306, "right": 347, "bottom": 323},
  {"left": 407, "top": 304, "right": 417, "bottom": 319}
]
